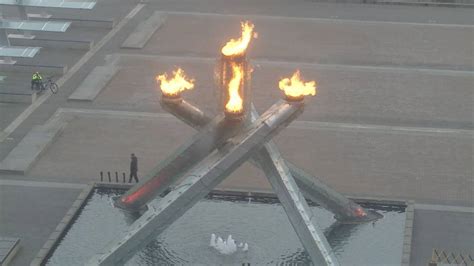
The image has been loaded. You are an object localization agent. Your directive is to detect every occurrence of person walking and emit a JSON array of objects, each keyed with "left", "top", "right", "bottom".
[{"left": 129, "top": 153, "right": 139, "bottom": 183}]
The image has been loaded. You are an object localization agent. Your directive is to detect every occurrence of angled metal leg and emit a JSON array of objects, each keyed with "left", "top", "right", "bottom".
[
  {"left": 249, "top": 107, "right": 378, "bottom": 223},
  {"left": 89, "top": 101, "right": 304, "bottom": 265},
  {"left": 254, "top": 142, "right": 339, "bottom": 265}
]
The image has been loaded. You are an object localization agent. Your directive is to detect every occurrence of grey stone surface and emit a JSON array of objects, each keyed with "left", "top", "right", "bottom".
[
  {"left": 0, "top": 185, "right": 80, "bottom": 266},
  {"left": 0, "top": 103, "right": 29, "bottom": 131},
  {"left": 0, "top": 237, "right": 20, "bottom": 266},
  {"left": 0, "top": 91, "right": 36, "bottom": 104},
  {"left": 410, "top": 209, "right": 474, "bottom": 266},
  {"left": 142, "top": 13, "right": 474, "bottom": 70},
  {"left": 0, "top": 117, "right": 66, "bottom": 174},
  {"left": 101, "top": 54, "right": 474, "bottom": 129},
  {"left": 68, "top": 66, "right": 118, "bottom": 101},
  {"left": 121, "top": 11, "right": 166, "bottom": 49}
]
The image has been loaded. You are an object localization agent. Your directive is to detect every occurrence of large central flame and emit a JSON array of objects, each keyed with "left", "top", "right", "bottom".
[
  {"left": 279, "top": 70, "right": 317, "bottom": 99},
  {"left": 156, "top": 68, "right": 194, "bottom": 97},
  {"left": 225, "top": 63, "right": 244, "bottom": 113},
  {"left": 221, "top": 21, "right": 255, "bottom": 57}
]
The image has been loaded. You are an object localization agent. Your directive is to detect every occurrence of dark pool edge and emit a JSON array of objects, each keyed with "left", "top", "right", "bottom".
[
  {"left": 31, "top": 183, "right": 95, "bottom": 266},
  {"left": 32, "top": 182, "right": 414, "bottom": 265}
]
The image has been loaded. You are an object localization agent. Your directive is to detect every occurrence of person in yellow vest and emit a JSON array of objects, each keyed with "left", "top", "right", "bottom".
[{"left": 31, "top": 72, "right": 43, "bottom": 91}]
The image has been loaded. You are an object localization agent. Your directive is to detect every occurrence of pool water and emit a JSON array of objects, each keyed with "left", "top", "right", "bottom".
[{"left": 47, "top": 188, "right": 406, "bottom": 265}]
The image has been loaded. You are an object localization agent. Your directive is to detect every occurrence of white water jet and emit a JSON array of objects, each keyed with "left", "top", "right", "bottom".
[
  {"left": 210, "top": 233, "right": 216, "bottom": 247},
  {"left": 210, "top": 234, "right": 249, "bottom": 255},
  {"left": 217, "top": 237, "right": 225, "bottom": 252}
]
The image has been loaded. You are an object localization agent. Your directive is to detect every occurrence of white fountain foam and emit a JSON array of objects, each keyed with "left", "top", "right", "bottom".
[
  {"left": 210, "top": 234, "right": 249, "bottom": 255},
  {"left": 210, "top": 233, "right": 216, "bottom": 247}
]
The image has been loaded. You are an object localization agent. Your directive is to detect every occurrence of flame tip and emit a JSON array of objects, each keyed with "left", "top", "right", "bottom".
[
  {"left": 221, "top": 20, "right": 256, "bottom": 56},
  {"left": 279, "top": 70, "right": 317, "bottom": 99},
  {"left": 156, "top": 68, "right": 195, "bottom": 96}
]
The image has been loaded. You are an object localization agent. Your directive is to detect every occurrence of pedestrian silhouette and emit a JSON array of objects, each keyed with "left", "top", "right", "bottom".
[{"left": 129, "top": 153, "right": 139, "bottom": 183}]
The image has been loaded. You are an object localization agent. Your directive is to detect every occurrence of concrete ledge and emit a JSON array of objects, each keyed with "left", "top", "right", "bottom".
[
  {"left": 0, "top": 237, "right": 20, "bottom": 266},
  {"left": 121, "top": 11, "right": 166, "bottom": 49},
  {"left": 27, "top": 13, "right": 52, "bottom": 19},
  {"left": 6, "top": 34, "right": 35, "bottom": 40},
  {"left": 346, "top": 194, "right": 410, "bottom": 207},
  {"left": 401, "top": 200, "right": 415, "bottom": 266},
  {"left": 0, "top": 117, "right": 67, "bottom": 174},
  {"left": 0, "top": 59, "right": 16, "bottom": 65},
  {"left": 9, "top": 36, "right": 94, "bottom": 50},
  {"left": 0, "top": 64, "right": 67, "bottom": 75},
  {"left": 68, "top": 66, "right": 118, "bottom": 101},
  {"left": 31, "top": 184, "right": 94, "bottom": 266},
  {"left": 0, "top": 91, "right": 37, "bottom": 104},
  {"left": 67, "top": 18, "right": 115, "bottom": 29}
]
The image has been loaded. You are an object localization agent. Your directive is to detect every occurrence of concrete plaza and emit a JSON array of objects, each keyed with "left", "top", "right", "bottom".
[{"left": 0, "top": 0, "right": 472, "bottom": 265}]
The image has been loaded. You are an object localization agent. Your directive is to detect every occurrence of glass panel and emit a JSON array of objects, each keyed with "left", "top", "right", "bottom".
[
  {"left": 0, "top": 46, "right": 40, "bottom": 57},
  {"left": 0, "top": 0, "right": 95, "bottom": 9},
  {"left": 0, "top": 20, "right": 70, "bottom": 32}
]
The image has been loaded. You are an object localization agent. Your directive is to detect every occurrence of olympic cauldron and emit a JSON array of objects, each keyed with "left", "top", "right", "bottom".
[{"left": 88, "top": 21, "right": 381, "bottom": 266}]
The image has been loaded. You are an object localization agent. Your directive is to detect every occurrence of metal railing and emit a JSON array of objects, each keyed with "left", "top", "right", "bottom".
[{"left": 100, "top": 171, "right": 130, "bottom": 183}]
